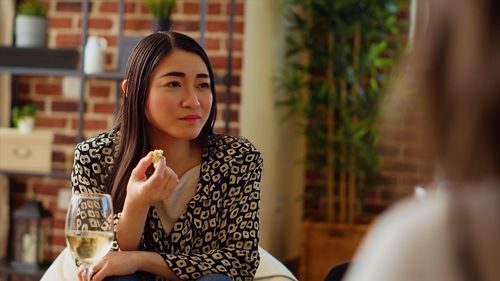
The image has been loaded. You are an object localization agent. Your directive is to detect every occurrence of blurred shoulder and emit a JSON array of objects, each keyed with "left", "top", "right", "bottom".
[
  {"left": 344, "top": 193, "right": 455, "bottom": 281},
  {"left": 210, "top": 134, "right": 261, "bottom": 156}
]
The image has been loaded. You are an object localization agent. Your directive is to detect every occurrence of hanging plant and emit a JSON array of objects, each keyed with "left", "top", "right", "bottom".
[{"left": 276, "top": 0, "right": 405, "bottom": 223}]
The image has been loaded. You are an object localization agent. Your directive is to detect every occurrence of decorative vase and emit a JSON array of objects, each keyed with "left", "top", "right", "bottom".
[
  {"left": 84, "top": 36, "right": 108, "bottom": 73},
  {"left": 18, "top": 117, "right": 35, "bottom": 134},
  {"left": 152, "top": 19, "right": 171, "bottom": 32},
  {"left": 15, "top": 15, "right": 47, "bottom": 48}
]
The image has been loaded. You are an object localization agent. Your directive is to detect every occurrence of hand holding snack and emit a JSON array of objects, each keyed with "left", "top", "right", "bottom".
[
  {"left": 125, "top": 150, "right": 178, "bottom": 208},
  {"left": 152, "top": 149, "right": 163, "bottom": 164}
]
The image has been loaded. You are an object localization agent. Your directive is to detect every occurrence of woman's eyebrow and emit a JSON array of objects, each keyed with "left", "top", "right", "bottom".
[
  {"left": 160, "top": 71, "right": 185, "bottom": 78},
  {"left": 197, "top": 73, "right": 209, "bottom": 78},
  {"left": 158, "top": 72, "right": 209, "bottom": 78}
]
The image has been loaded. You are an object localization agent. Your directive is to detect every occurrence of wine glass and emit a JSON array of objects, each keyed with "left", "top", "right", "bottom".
[{"left": 65, "top": 193, "right": 114, "bottom": 281}]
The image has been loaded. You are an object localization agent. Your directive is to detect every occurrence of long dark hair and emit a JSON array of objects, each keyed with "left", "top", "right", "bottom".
[{"left": 107, "top": 32, "right": 217, "bottom": 211}]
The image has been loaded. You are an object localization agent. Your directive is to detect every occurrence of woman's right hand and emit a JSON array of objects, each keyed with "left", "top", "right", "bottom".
[
  {"left": 126, "top": 151, "right": 179, "bottom": 209},
  {"left": 77, "top": 252, "right": 139, "bottom": 281}
]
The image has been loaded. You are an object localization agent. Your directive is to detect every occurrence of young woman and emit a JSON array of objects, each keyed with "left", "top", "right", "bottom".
[
  {"left": 343, "top": 0, "right": 500, "bottom": 280},
  {"left": 71, "top": 32, "right": 262, "bottom": 281}
]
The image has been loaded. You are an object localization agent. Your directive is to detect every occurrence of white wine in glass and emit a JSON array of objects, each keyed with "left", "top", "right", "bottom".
[{"left": 65, "top": 193, "right": 114, "bottom": 281}]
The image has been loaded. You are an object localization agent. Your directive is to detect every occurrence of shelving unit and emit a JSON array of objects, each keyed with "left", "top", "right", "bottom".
[
  {"left": 0, "top": 1, "right": 129, "bottom": 278},
  {"left": 0, "top": 0, "right": 237, "bottom": 278}
]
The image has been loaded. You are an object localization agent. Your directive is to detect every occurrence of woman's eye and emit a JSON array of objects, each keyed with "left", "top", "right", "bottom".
[
  {"left": 198, "top": 82, "right": 210, "bottom": 89},
  {"left": 166, "top": 81, "right": 181, "bottom": 88}
]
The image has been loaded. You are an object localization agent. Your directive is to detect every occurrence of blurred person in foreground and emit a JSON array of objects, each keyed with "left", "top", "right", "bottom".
[{"left": 343, "top": 0, "right": 500, "bottom": 280}]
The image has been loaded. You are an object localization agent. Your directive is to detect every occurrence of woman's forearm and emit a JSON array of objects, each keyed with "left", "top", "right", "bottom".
[
  {"left": 134, "top": 251, "right": 181, "bottom": 281},
  {"left": 116, "top": 197, "right": 149, "bottom": 250}
]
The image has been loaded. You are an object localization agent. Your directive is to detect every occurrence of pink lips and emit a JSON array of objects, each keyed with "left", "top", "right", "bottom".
[{"left": 179, "top": 114, "right": 201, "bottom": 122}]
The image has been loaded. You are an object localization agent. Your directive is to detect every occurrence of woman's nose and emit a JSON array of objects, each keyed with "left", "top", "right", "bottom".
[{"left": 181, "top": 88, "right": 201, "bottom": 109}]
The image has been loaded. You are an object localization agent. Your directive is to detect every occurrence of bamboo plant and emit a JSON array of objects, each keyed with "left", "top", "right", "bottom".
[{"left": 276, "top": 0, "right": 405, "bottom": 223}]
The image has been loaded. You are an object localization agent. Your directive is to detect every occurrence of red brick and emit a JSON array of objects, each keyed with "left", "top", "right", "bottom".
[
  {"left": 172, "top": 20, "right": 199, "bottom": 32},
  {"left": 88, "top": 18, "right": 114, "bottom": 29},
  {"left": 71, "top": 119, "right": 109, "bottom": 131},
  {"left": 380, "top": 129, "right": 416, "bottom": 142},
  {"left": 228, "top": 127, "right": 239, "bottom": 136},
  {"left": 183, "top": 2, "right": 200, "bottom": 14},
  {"left": 52, "top": 101, "right": 79, "bottom": 112},
  {"left": 139, "top": 3, "right": 150, "bottom": 14},
  {"left": 383, "top": 160, "right": 418, "bottom": 173},
  {"left": 52, "top": 234, "right": 66, "bottom": 247},
  {"left": 378, "top": 144, "right": 400, "bottom": 158},
  {"left": 225, "top": 2, "right": 244, "bottom": 16},
  {"left": 380, "top": 189, "right": 408, "bottom": 201},
  {"left": 204, "top": 38, "right": 220, "bottom": 50},
  {"left": 89, "top": 85, "right": 111, "bottom": 98},
  {"left": 210, "top": 56, "right": 242, "bottom": 69},
  {"left": 17, "top": 82, "right": 30, "bottom": 94},
  {"left": 35, "top": 83, "right": 61, "bottom": 96},
  {"left": 34, "top": 100, "right": 45, "bottom": 111},
  {"left": 102, "top": 35, "right": 117, "bottom": 47},
  {"left": 207, "top": 21, "right": 228, "bottom": 32},
  {"left": 94, "top": 103, "right": 115, "bottom": 114},
  {"left": 105, "top": 53, "right": 113, "bottom": 65},
  {"left": 52, "top": 151, "right": 66, "bottom": 162},
  {"left": 208, "top": 3, "right": 222, "bottom": 14},
  {"left": 227, "top": 38, "right": 242, "bottom": 52},
  {"left": 227, "top": 109, "right": 239, "bottom": 121},
  {"left": 125, "top": 19, "right": 152, "bottom": 31},
  {"left": 206, "top": 20, "right": 244, "bottom": 33},
  {"left": 99, "top": 2, "right": 135, "bottom": 13},
  {"left": 48, "top": 17, "right": 72, "bottom": 29},
  {"left": 55, "top": 34, "right": 81, "bottom": 47},
  {"left": 38, "top": 117, "right": 66, "bottom": 128},
  {"left": 54, "top": 133, "right": 77, "bottom": 145},
  {"left": 56, "top": 2, "right": 82, "bottom": 12},
  {"left": 33, "top": 183, "right": 61, "bottom": 196},
  {"left": 399, "top": 176, "right": 426, "bottom": 187},
  {"left": 53, "top": 218, "right": 65, "bottom": 229}
]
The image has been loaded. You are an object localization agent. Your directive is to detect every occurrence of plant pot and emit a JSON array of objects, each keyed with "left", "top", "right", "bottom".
[
  {"left": 300, "top": 221, "right": 369, "bottom": 281},
  {"left": 152, "top": 19, "right": 171, "bottom": 32},
  {"left": 15, "top": 15, "right": 47, "bottom": 48},
  {"left": 17, "top": 117, "right": 35, "bottom": 134}
]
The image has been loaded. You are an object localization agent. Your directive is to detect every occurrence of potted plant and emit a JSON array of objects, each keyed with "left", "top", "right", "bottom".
[
  {"left": 12, "top": 104, "right": 37, "bottom": 134},
  {"left": 15, "top": 0, "right": 48, "bottom": 48},
  {"left": 276, "top": 1, "right": 405, "bottom": 280},
  {"left": 145, "top": 0, "right": 177, "bottom": 32}
]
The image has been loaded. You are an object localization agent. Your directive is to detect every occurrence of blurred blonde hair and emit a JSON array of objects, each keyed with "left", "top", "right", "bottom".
[{"left": 386, "top": 0, "right": 500, "bottom": 183}]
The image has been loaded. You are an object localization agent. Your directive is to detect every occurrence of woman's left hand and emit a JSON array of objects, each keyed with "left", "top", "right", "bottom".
[{"left": 84, "top": 251, "right": 140, "bottom": 281}]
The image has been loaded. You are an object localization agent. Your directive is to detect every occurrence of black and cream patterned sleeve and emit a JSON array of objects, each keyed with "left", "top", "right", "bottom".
[
  {"left": 70, "top": 132, "right": 122, "bottom": 252},
  {"left": 156, "top": 144, "right": 263, "bottom": 281},
  {"left": 71, "top": 139, "right": 105, "bottom": 194}
]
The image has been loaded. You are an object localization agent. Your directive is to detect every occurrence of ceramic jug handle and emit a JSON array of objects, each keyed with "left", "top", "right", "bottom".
[{"left": 99, "top": 37, "right": 108, "bottom": 49}]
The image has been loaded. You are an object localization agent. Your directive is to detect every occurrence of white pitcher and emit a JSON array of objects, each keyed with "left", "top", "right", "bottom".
[{"left": 84, "top": 36, "right": 107, "bottom": 73}]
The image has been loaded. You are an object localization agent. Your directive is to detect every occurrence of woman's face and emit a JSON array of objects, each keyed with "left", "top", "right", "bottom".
[{"left": 145, "top": 49, "right": 213, "bottom": 141}]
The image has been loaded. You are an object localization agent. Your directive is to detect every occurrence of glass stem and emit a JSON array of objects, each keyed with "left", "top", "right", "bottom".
[{"left": 84, "top": 266, "right": 92, "bottom": 281}]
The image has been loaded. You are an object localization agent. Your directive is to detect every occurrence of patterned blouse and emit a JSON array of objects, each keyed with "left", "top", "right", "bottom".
[{"left": 71, "top": 130, "right": 263, "bottom": 281}]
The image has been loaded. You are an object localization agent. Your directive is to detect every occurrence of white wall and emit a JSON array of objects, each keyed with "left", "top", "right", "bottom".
[
  {"left": 240, "top": 1, "right": 305, "bottom": 261},
  {"left": 0, "top": 0, "right": 13, "bottom": 260},
  {"left": 0, "top": 0, "right": 13, "bottom": 126}
]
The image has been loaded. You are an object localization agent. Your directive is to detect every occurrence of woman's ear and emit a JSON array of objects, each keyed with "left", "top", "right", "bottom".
[{"left": 121, "top": 79, "right": 128, "bottom": 97}]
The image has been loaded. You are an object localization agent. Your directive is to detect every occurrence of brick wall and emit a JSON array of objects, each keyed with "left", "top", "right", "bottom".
[
  {"left": 9, "top": 0, "right": 426, "bottom": 265},
  {"left": 10, "top": 0, "right": 245, "bottom": 261}
]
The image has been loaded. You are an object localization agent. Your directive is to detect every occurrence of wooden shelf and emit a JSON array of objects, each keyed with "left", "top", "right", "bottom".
[
  {"left": 0, "top": 259, "right": 46, "bottom": 279},
  {"left": 0, "top": 66, "right": 79, "bottom": 77},
  {"left": 85, "top": 71, "right": 124, "bottom": 80},
  {"left": 0, "top": 170, "right": 70, "bottom": 179}
]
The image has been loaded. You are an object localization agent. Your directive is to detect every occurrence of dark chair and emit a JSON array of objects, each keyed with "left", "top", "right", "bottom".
[
  {"left": 324, "top": 262, "right": 352, "bottom": 281},
  {"left": 104, "top": 275, "right": 142, "bottom": 281}
]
